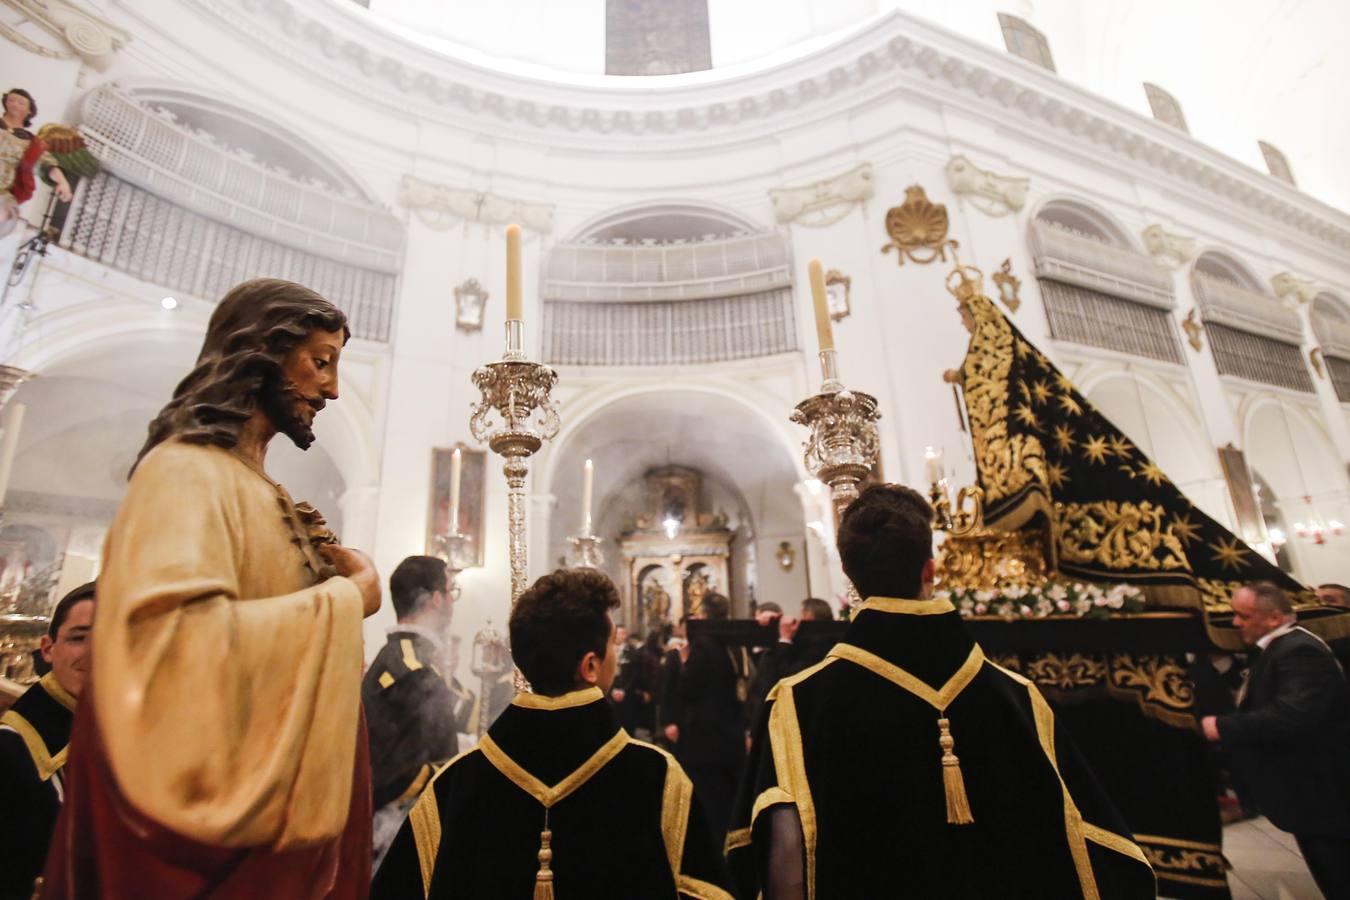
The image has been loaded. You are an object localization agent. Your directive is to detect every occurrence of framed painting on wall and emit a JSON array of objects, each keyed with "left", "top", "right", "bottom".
[{"left": 426, "top": 445, "right": 487, "bottom": 567}]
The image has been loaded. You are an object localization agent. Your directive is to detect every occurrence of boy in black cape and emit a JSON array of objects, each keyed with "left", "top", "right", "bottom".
[
  {"left": 725, "top": 484, "right": 1157, "bottom": 899},
  {"left": 372, "top": 567, "right": 732, "bottom": 899}
]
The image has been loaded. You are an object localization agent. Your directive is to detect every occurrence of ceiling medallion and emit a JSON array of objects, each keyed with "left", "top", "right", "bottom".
[{"left": 880, "top": 185, "right": 958, "bottom": 265}]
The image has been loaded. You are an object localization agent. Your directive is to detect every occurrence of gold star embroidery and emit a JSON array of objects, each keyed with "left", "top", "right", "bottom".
[
  {"left": 1209, "top": 537, "right": 1250, "bottom": 573},
  {"left": 1052, "top": 424, "right": 1074, "bottom": 453},
  {"left": 1138, "top": 461, "right": 1166, "bottom": 486},
  {"left": 1017, "top": 380, "right": 1032, "bottom": 402},
  {"left": 1014, "top": 404, "right": 1040, "bottom": 429},
  {"left": 1171, "top": 513, "right": 1201, "bottom": 547},
  {"left": 1031, "top": 380, "right": 1053, "bottom": 405},
  {"left": 1082, "top": 434, "right": 1110, "bottom": 465},
  {"left": 1109, "top": 435, "right": 1133, "bottom": 459},
  {"left": 1058, "top": 393, "right": 1083, "bottom": 417},
  {"left": 1046, "top": 462, "right": 1069, "bottom": 489},
  {"left": 1055, "top": 373, "right": 1076, "bottom": 393}
]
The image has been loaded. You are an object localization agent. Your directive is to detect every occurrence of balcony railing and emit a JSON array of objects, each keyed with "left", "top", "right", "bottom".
[
  {"left": 1191, "top": 271, "right": 1303, "bottom": 345},
  {"left": 1030, "top": 219, "right": 1173, "bottom": 309}
]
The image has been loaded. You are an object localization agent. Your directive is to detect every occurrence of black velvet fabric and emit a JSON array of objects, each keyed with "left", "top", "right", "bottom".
[
  {"left": 371, "top": 695, "right": 732, "bottom": 899},
  {"left": 727, "top": 606, "right": 1156, "bottom": 899},
  {"left": 0, "top": 679, "right": 72, "bottom": 900}
]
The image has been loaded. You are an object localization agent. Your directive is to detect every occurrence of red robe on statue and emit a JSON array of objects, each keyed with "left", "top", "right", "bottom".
[{"left": 40, "top": 686, "right": 373, "bottom": 900}]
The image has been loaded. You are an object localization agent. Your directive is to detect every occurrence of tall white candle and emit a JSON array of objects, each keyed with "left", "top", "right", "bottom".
[
  {"left": 505, "top": 224, "right": 523, "bottom": 322},
  {"left": 0, "top": 403, "right": 26, "bottom": 508},
  {"left": 448, "top": 447, "right": 462, "bottom": 533},
  {"left": 581, "top": 458, "right": 594, "bottom": 536}
]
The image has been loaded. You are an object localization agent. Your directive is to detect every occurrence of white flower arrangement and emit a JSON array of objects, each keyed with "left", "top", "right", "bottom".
[{"left": 936, "top": 580, "right": 1146, "bottom": 621}]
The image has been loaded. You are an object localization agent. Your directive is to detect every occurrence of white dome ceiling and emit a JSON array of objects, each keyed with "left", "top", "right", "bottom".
[{"left": 362, "top": 0, "right": 1350, "bottom": 211}]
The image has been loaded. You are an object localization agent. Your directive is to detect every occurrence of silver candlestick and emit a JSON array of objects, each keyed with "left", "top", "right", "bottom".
[
  {"left": 566, "top": 533, "right": 605, "bottom": 569},
  {"left": 790, "top": 349, "right": 881, "bottom": 527},
  {"left": 470, "top": 320, "right": 560, "bottom": 604}
]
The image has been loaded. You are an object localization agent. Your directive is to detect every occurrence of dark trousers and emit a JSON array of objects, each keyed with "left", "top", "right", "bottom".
[{"left": 1295, "top": 833, "right": 1350, "bottom": 899}]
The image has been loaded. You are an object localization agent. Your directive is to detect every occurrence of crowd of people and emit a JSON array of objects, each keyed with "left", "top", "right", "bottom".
[{"left": 2, "top": 278, "right": 1350, "bottom": 898}]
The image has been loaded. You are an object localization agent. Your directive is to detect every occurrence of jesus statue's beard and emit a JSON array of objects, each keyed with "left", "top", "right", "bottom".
[{"left": 261, "top": 378, "right": 319, "bottom": 450}]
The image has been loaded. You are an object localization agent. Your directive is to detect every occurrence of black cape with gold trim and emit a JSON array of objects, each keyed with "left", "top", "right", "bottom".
[
  {"left": 371, "top": 686, "right": 733, "bottom": 900},
  {"left": 726, "top": 599, "right": 1156, "bottom": 899},
  {"left": 955, "top": 279, "right": 1348, "bottom": 645},
  {"left": 0, "top": 674, "right": 76, "bottom": 900}
]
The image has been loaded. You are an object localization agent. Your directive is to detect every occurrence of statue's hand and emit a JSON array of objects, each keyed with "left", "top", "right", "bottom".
[{"left": 319, "top": 544, "right": 381, "bottom": 617}]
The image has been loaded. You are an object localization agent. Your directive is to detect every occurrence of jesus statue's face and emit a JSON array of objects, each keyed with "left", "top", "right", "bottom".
[{"left": 263, "top": 327, "right": 344, "bottom": 450}]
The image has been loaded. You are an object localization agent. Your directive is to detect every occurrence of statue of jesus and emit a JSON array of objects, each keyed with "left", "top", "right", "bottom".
[{"left": 41, "top": 279, "right": 381, "bottom": 899}]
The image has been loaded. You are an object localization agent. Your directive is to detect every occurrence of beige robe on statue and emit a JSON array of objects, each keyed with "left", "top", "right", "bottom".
[{"left": 93, "top": 439, "right": 364, "bottom": 849}]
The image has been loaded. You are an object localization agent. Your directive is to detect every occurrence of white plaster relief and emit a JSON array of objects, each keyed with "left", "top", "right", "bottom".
[
  {"left": 769, "top": 162, "right": 873, "bottom": 227},
  {"left": 1141, "top": 225, "right": 1197, "bottom": 270},
  {"left": 944, "top": 155, "right": 1028, "bottom": 216},
  {"left": 399, "top": 175, "right": 554, "bottom": 234},
  {"left": 1272, "top": 272, "right": 1319, "bottom": 307},
  {"left": 1, "top": 0, "right": 129, "bottom": 69}
]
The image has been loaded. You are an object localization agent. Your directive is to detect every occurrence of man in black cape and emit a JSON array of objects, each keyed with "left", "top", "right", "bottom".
[
  {"left": 372, "top": 567, "right": 732, "bottom": 899},
  {"left": 725, "top": 484, "right": 1156, "bottom": 899}
]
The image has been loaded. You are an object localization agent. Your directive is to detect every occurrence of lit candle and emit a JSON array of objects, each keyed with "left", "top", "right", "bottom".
[
  {"left": 448, "top": 447, "right": 462, "bottom": 533},
  {"left": 808, "top": 258, "right": 834, "bottom": 352},
  {"left": 0, "top": 403, "right": 25, "bottom": 508},
  {"left": 924, "top": 446, "right": 943, "bottom": 484},
  {"left": 506, "top": 223, "right": 523, "bottom": 322},
  {"left": 581, "top": 458, "right": 594, "bottom": 536}
]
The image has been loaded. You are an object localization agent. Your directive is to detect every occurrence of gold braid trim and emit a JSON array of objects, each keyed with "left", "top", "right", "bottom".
[
  {"left": 856, "top": 596, "right": 957, "bottom": 616},
  {"left": 993, "top": 662, "right": 1154, "bottom": 898},
  {"left": 0, "top": 710, "right": 66, "bottom": 781},
  {"left": 406, "top": 744, "right": 482, "bottom": 898},
  {"left": 677, "top": 875, "right": 736, "bottom": 900},
  {"left": 629, "top": 739, "right": 692, "bottom": 884},
  {"left": 765, "top": 656, "right": 836, "bottom": 900},
  {"left": 408, "top": 779, "right": 443, "bottom": 899},
  {"left": 723, "top": 827, "right": 752, "bottom": 854},
  {"left": 40, "top": 673, "right": 76, "bottom": 711},
  {"left": 479, "top": 728, "right": 628, "bottom": 807},
  {"left": 510, "top": 686, "right": 604, "bottom": 710}
]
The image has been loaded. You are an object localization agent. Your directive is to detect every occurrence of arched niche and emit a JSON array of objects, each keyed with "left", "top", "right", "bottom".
[
  {"left": 541, "top": 200, "right": 795, "bottom": 366},
  {"left": 1241, "top": 398, "right": 1349, "bottom": 584},
  {"left": 1032, "top": 197, "right": 1137, "bottom": 250},
  {"left": 541, "top": 385, "right": 807, "bottom": 622},
  {"left": 1191, "top": 250, "right": 1267, "bottom": 295}
]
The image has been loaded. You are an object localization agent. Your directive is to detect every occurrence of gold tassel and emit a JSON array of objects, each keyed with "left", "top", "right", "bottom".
[
  {"left": 938, "top": 716, "right": 974, "bottom": 825},
  {"left": 534, "top": 809, "right": 555, "bottom": 900}
]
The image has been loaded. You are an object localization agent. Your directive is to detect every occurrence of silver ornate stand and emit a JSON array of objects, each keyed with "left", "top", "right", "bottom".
[
  {"left": 790, "top": 350, "right": 881, "bottom": 527},
  {"left": 435, "top": 531, "right": 476, "bottom": 600},
  {"left": 470, "top": 320, "right": 560, "bottom": 604},
  {"left": 566, "top": 533, "right": 605, "bottom": 569}
]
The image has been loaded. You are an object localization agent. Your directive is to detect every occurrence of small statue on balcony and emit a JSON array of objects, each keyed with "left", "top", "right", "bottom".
[{"left": 0, "top": 88, "right": 97, "bottom": 238}]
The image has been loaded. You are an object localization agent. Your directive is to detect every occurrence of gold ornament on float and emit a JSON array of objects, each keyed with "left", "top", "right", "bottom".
[
  {"left": 991, "top": 258, "right": 1022, "bottom": 313},
  {"left": 880, "top": 185, "right": 959, "bottom": 265}
]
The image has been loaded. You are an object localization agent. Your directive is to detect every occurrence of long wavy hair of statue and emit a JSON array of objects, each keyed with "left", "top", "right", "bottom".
[{"left": 132, "top": 278, "right": 350, "bottom": 475}]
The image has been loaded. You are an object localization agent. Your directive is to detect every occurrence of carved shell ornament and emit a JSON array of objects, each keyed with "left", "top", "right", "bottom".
[{"left": 881, "top": 185, "right": 959, "bottom": 265}]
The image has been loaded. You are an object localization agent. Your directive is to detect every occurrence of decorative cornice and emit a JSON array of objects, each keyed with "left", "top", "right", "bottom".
[
  {"left": 945, "top": 155, "right": 1028, "bottom": 217},
  {"left": 399, "top": 175, "right": 553, "bottom": 233},
  {"left": 188, "top": 0, "right": 1350, "bottom": 255},
  {"left": 2, "top": 0, "right": 129, "bottom": 70}
]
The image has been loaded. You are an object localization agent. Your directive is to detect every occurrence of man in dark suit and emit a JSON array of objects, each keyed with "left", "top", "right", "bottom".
[
  {"left": 363, "top": 555, "right": 460, "bottom": 867},
  {"left": 1202, "top": 581, "right": 1350, "bottom": 898},
  {"left": 668, "top": 592, "right": 747, "bottom": 836}
]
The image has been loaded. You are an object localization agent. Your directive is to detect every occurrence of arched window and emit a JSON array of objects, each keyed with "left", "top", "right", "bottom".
[
  {"left": 1143, "top": 83, "right": 1188, "bottom": 133},
  {"left": 1190, "top": 251, "right": 1311, "bottom": 392},
  {"left": 1029, "top": 199, "right": 1180, "bottom": 362},
  {"left": 1252, "top": 469, "right": 1295, "bottom": 574},
  {"left": 1258, "top": 141, "right": 1296, "bottom": 186},
  {"left": 58, "top": 84, "right": 403, "bottom": 341},
  {"left": 541, "top": 204, "right": 795, "bottom": 365},
  {"left": 997, "top": 14, "right": 1055, "bottom": 72},
  {"left": 1312, "top": 292, "right": 1350, "bottom": 401}
]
